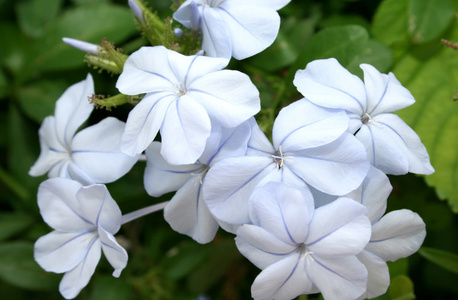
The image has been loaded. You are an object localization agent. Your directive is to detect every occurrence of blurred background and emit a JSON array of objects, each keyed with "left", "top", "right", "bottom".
[{"left": 0, "top": 0, "right": 457, "bottom": 299}]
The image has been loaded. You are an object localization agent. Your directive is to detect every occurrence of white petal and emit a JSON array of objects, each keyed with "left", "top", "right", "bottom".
[
  {"left": 367, "top": 209, "right": 426, "bottom": 261},
  {"left": 76, "top": 184, "right": 122, "bottom": 235},
  {"left": 160, "top": 95, "right": 211, "bottom": 165},
  {"left": 345, "top": 166, "right": 391, "bottom": 223},
  {"left": 71, "top": 117, "right": 139, "bottom": 184},
  {"left": 217, "top": 6, "right": 280, "bottom": 60},
  {"left": 307, "top": 255, "right": 367, "bottom": 300},
  {"left": 164, "top": 176, "right": 219, "bottom": 244},
  {"left": 293, "top": 58, "right": 366, "bottom": 115},
  {"left": 203, "top": 156, "right": 276, "bottom": 225},
  {"left": 121, "top": 92, "right": 176, "bottom": 156},
  {"left": 59, "top": 238, "right": 101, "bottom": 299},
  {"left": 356, "top": 122, "right": 409, "bottom": 175},
  {"left": 239, "top": 0, "right": 291, "bottom": 10},
  {"left": 251, "top": 253, "right": 312, "bottom": 300},
  {"left": 288, "top": 134, "right": 370, "bottom": 195},
  {"left": 34, "top": 231, "right": 97, "bottom": 273},
  {"left": 361, "top": 64, "right": 415, "bottom": 115},
  {"left": 357, "top": 250, "right": 390, "bottom": 299},
  {"left": 236, "top": 224, "right": 297, "bottom": 269},
  {"left": 373, "top": 113, "right": 434, "bottom": 175},
  {"left": 273, "top": 99, "right": 349, "bottom": 151},
  {"left": 37, "top": 178, "right": 93, "bottom": 231},
  {"left": 306, "top": 198, "right": 371, "bottom": 257},
  {"left": 116, "top": 46, "right": 176, "bottom": 95},
  {"left": 247, "top": 118, "right": 276, "bottom": 156},
  {"left": 188, "top": 70, "right": 260, "bottom": 128},
  {"left": 144, "top": 142, "right": 203, "bottom": 196},
  {"left": 98, "top": 227, "right": 128, "bottom": 277},
  {"left": 249, "top": 182, "right": 314, "bottom": 245},
  {"left": 55, "top": 74, "right": 94, "bottom": 147},
  {"left": 29, "top": 116, "right": 69, "bottom": 177},
  {"left": 200, "top": 6, "right": 232, "bottom": 59}
]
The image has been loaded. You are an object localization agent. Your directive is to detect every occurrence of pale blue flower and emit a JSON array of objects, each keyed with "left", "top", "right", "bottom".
[
  {"left": 29, "top": 74, "right": 139, "bottom": 185},
  {"left": 116, "top": 46, "right": 260, "bottom": 164},
  {"left": 173, "top": 0, "right": 291, "bottom": 59},
  {"left": 34, "top": 178, "right": 128, "bottom": 299},
  {"left": 236, "top": 182, "right": 371, "bottom": 300},
  {"left": 204, "top": 99, "right": 370, "bottom": 226},
  {"left": 293, "top": 58, "right": 434, "bottom": 175}
]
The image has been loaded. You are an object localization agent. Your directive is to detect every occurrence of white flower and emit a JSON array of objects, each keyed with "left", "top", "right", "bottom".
[
  {"left": 29, "top": 74, "right": 139, "bottom": 185},
  {"left": 293, "top": 58, "right": 434, "bottom": 175},
  {"left": 34, "top": 178, "right": 128, "bottom": 299},
  {"left": 204, "top": 99, "right": 369, "bottom": 226},
  {"left": 235, "top": 182, "right": 371, "bottom": 300},
  {"left": 116, "top": 46, "right": 260, "bottom": 164},
  {"left": 173, "top": 0, "right": 291, "bottom": 59}
]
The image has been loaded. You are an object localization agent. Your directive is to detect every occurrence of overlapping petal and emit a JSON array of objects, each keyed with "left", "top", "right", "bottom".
[{"left": 357, "top": 250, "right": 390, "bottom": 299}]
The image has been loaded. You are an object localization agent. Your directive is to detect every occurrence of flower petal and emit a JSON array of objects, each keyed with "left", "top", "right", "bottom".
[
  {"left": 357, "top": 250, "right": 390, "bottom": 299},
  {"left": 251, "top": 253, "right": 312, "bottom": 300},
  {"left": 361, "top": 64, "right": 415, "bottom": 115},
  {"left": 188, "top": 70, "right": 260, "bottom": 128},
  {"left": 72, "top": 117, "right": 139, "bottom": 184},
  {"left": 293, "top": 58, "right": 366, "bottom": 115},
  {"left": 34, "top": 231, "right": 97, "bottom": 273},
  {"left": 160, "top": 94, "right": 211, "bottom": 165},
  {"left": 58, "top": 238, "right": 101, "bottom": 299},
  {"left": 200, "top": 6, "right": 232, "bottom": 59},
  {"left": 247, "top": 119, "right": 276, "bottom": 156},
  {"left": 273, "top": 99, "right": 349, "bottom": 151},
  {"left": 367, "top": 209, "right": 426, "bottom": 261},
  {"left": 98, "top": 227, "right": 128, "bottom": 277},
  {"left": 37, "top": 178, "right": 93, "bottom": 231},
  {"left": 306, "top": 198, "right": 370, "bottom": 257},
  {"left": 54, "top": 74, "right": 94, "bottom": 147}
]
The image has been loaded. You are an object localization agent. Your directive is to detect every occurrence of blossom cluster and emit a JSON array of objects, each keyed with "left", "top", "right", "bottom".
[{"left": 29, "top": 1, "right": 433, "bottom": 299}]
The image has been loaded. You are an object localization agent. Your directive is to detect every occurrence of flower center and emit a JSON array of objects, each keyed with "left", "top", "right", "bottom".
[
  {"left": 271, "top": 146, "right": 285, "bottom": 169},
  {"left": 204, "top": 0, "right": 223, "bottom": 7},
  {"left": 175, "top": 82, "right": 187, "bottom": 96},
  {"left": 298, "top": 243, "right": 315, "bottom": 265},
  {"left": 361, "top": 113, "right": 371, "bottom": 124}
]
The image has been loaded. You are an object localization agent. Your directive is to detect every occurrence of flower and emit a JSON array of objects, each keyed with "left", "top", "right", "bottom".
[
  {"left": 143, "top": 121, "right": 251, "bottom": 243},
  {"left": 29, "top": 74, "right": 139, "bottom": 185},
  {"left": 293, "top": 58, "right": 434, "bottom": 175},
  {"left": 173, "top": 0, "right": 291, "bottom": 59},
  {"left": 203, "top": 99, "right": 369, "bottom": 226},
  {"left": 34, "top": 178, "right": 128, "bottom": 299},
  {"left": 116, "top": 46, "right": 260, "bottom": 164},
  {"left": 235, "top": 182, "right": 371, "bottom": 300}
]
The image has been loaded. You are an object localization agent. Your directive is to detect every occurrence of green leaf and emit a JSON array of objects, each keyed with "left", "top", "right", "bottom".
[
  {"left": 22, "top": 3, "right": 136, "bottom": 77},
  {"left": 0, "top": 22, "right": 30, "bottom": 75},
  {"left": 89, "top": 275, "right": 132, "bottom": 300},
  {"left": 393, "top": 23, "right": 458, "bottom": 212},
  {"left": 17, "top": 79, "right": 69, "bottom": 123},
  {"left": 0, "top": 241, "right": 60, "bottom": 290},
  {"left": 419, "top": 247, "right": 458, "bottom": 274},
  {"left": 0, "top": 213, "right": 34, "bottom": 241},
  {"left": 407, "top": 0, "right": 455, "bottom": 44},
  {"left": 346, "top": 39, "right": 394, "bottom": 78},
  {"left": 388, "top": 275, "right": 415, "bottom": 300},
  {"left": 15, "top": 0, "right": 63, "bottom": 38}
]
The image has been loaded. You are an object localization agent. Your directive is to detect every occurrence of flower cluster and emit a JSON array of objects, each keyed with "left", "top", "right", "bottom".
[{"left": 29, "top": 1, "right": 433, "bottom": 299}]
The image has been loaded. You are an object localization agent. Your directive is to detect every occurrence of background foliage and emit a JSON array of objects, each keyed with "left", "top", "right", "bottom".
[{"left": 0, "top": 0, "right": 457, "bottom": 299}]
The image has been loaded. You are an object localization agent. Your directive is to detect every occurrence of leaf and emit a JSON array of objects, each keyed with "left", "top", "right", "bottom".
[
  {"left": 0, "top": 22, "right": 30, "bottom": 75},
  {"left": 419, "top": 247, "right": 458, "bottom": 274},
  {"left": 393, "top": 23, "right": 458, "bottom": 212},
  {"left": 89, "top": 275, "right": 132, "bottom": 300},
  {"left": 22, "top": 3, "right": 136, "bottom": 77},
  {"left": 388, "top": 275, "right": 415, "bottom": 300},
  {"left": 0, "top": 213, "right": 34, "bottom": 241},
  {"left": 15, "top": 0, "right": 63, "bottom": 38},
  {"left": 17, "top": 79, "right": 70, "bottom": 123},
  {"left": 407, "top": 0, "right": 455, "bottom": 44},
  {"left": 346, "top": 39, "right": 394, "bottom": 78},
  {"left": 0, "top": 241, "right": 60, "bottom": 290}
]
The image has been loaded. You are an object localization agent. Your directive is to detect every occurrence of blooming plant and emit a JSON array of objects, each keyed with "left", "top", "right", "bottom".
[{"left": 2, "top": 0, "right": 456, "bottom": 299}]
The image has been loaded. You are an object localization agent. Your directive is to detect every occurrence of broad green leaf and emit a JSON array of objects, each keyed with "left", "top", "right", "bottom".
[
  {"left": 0, "top": 241, "right": 60, "bottom": 290},
  {"left": 17, "top": 79, "right": 69, "bottom": 123},
  {"left": 346, "top": 39, "right": 394, "bottom": 78},
  {"left": 0, "top": 22, "right": 30, "bottom": 75},
  {"left": 388, "top": 275, "right": 415, "bottom": 300},
  {"left": 0, "top": 213, "right": 34, "bottom": 241},
  {"left": 408, "top": 0, "right": 455, "bottom": 44},
  {"left": 15, "top": 0, "right": 63, "bottom": 38},
  {"left": 89, "top": 275, "right": 132, "bottom": 300},
  {"left": 419, "top": 247, "right": 458, "bottom": 274},
  {"left": 22, "top": 3, "right": 136, "bottom": 77},
  {"left": 393, "top": 24, "right": 458, "bottom": 212}
]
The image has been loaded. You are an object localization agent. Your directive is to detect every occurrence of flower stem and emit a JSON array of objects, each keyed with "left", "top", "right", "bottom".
[{"left": 121, "top": 201, "right": 169, "bottom": 224}]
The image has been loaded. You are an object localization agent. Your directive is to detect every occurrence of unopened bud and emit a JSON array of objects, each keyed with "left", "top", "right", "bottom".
[{"left": 63, "top": 37, "right": 100, "bottom": 55}]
